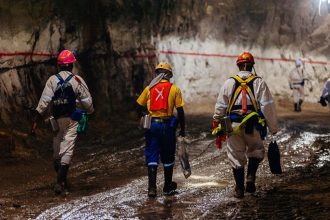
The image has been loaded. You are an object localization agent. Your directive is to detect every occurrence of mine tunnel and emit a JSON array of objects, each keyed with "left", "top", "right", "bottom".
[{"left": 0, "top": 0, "right": 329, "bottom": 219}]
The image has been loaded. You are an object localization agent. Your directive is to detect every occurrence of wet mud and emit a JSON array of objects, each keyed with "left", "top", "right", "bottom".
[{"left": 0, "top": 102, "right": 329, "bottom": 219}]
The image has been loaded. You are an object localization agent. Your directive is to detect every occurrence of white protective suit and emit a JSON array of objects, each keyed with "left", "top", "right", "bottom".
[
  {"left": 36, "top": 71, "right": 94, "bottom": 165},
  {"left": 321, "top": 79, "right": 330, "bottom": 99},
  {"left": 321, "top": 78, "right": 330, "bottom": 107},
  {"left": 213, "top": 71, "right": 278, "bottom": 169},
  {"left": 289, "top": 66, "right": 305, "bottom": 104}
]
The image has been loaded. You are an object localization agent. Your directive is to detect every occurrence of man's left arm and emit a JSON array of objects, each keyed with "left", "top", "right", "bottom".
[
  {"left": 75, "top": 76, "right": 94, "bottom": 114},
  {"left": 174, "top": 87, "right": 185, "bottom": 137},
  {"left": 176, "top": 107, "right": 185, "bottom": 137},
  {"left": 256, "top": 79, "right": 279, "bottom": 134}
]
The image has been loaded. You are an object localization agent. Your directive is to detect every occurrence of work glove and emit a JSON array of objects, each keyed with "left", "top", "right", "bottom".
[
  {"left": 216, "top": 135, "right": 227, "bottom": 149},
  {"left": 212, "top": 120, "right": 227, "bottom": 149},
  {"left": 300, "top": 79, "right": 305, "bottom": 86},
  {"left": 320, "top": 96, "right": 327, "bottom": 107},
  {"left": 212, "top": 120, "right": 220, "bottom": 135}
]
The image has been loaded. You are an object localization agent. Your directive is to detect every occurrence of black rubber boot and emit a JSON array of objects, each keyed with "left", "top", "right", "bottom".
[
  {"left": 147, "top": 165, "right": 157, "bottom": 197},
  {"left": 294, "top": 103, "right": 299, "bottom": 112},
  {"left": 54, "top": 165, "right": 69, "bottom": 195},
  {"left": 298, "top": 99, "right": 303, "bottom": 112},
  {"left": 246, "top": 158, "right": 261, "bottom": 193},
  {"left": 163, "top": 165, "right": 177, "bottom": 196},
  {"left": 233, "top": 168, "right": 245, "bottom": 198},
  {"left": 53, "top": 159, "right": 60, "bottom": 173}
]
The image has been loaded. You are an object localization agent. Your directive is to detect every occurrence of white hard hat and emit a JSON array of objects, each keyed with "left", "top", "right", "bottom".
[{"left": 295, "top": 58, "right": 302, "bottom": 67}]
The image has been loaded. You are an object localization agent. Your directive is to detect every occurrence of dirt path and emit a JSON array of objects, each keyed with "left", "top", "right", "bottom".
[{"left": 0, "top": 101, "right": 329, "bottom": 219}]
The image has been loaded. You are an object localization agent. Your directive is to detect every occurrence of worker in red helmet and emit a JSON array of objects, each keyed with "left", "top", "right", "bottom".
[
  {"left": 212, "top": 52, "right": 278, "bottom": 198},
  {"left": 34, "top": 49, "right": 94, "bottom": 195}
]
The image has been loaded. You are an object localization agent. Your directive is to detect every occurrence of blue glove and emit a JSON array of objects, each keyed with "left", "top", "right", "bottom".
[{"left": 300, "top": 79, "right": 305, "bottom": 86}]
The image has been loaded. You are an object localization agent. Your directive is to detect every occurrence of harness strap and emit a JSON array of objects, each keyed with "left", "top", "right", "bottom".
[
  {"left": 231, "top": 112, "right": 259, "bottom": 135},
  {"left": 227, "top": 75, "right": 259, "bottom": 114},
  {"left": 56, "top": 74, "right": 74, "bottom": 85},
  {"left": 212, "top": 111, "right": 265, "bottom": 136}
]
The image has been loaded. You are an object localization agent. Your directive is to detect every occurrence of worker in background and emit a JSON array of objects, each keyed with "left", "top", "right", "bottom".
[
  {"left": 213, "top": 52, "right": 278, "bottom": 198},
  {"left": 319, "top": 78, "right": 330, "bottom": 107},
  {"left": 136, "top": 62, "right": 185, "bottom": 197},
  {"left": 289, "top": 58, "right": 305, "bottom": 112},
  {"left": 34, "top": 49, "right": 94, "bottom": 195}
]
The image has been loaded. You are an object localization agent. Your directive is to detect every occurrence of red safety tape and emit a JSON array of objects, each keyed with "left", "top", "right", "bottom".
[
  {"left": 0, "top": 50, "right": 329, "bottom": 65},
  {"left": 0, "top": 52, "right": 53, "bottom": 57},
  {"left": 159, "top": 50, "right": 330, "bottom": 65}
]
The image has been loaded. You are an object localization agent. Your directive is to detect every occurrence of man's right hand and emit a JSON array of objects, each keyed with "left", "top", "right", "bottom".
[
  {"left": 30, "top": 110, "right": 42, "bottom": 136},
  {"left": 212, "top": 120, "right": 227, "bottom": 149},
  {"left": 216, "top": 135, "right": 227, "bottom": 149}
]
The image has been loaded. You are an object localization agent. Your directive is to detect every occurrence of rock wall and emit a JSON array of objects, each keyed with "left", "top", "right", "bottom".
[{"left": 0, "top": 0, "right": 329, "bottom": 126}]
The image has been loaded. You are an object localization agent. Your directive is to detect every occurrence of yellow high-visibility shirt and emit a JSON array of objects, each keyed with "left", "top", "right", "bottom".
[{"left": 136, "top": 80, "right": 184, "bottom": 118}]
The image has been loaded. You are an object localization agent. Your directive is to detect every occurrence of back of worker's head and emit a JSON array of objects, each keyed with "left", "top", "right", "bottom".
[
  {"left": 57, "top": 50, "right": 76, "bottom": 72},
  {"left": 295, "top": 58, "right": 302, "bottom": 68},
  {"left": 236, "top": 52, "right": 255, "bottom": 72},
  {"left": 155, "top": 62, "right": 173, "bottom": 76}
]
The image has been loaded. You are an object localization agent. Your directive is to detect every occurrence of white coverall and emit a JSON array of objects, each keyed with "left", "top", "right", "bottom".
[
  {"left": 213, "top": 71, "right": 278, "bottom": 169},
  {"left": 321, "top": 79, "right": 330, "bottom": 101},
  {"left": 36, "top": 71, "right": 94, "bottom": 165},
  {"left": 321, "top": 78, "right": 330, "bottom": 107},
  {"left": 289, "top": 66, "right": 305, "bottom": 104}
]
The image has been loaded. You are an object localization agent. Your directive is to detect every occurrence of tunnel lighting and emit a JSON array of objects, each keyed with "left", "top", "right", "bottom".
[{"left": 318, "top": 0, "right": 330, "bottom": 15}]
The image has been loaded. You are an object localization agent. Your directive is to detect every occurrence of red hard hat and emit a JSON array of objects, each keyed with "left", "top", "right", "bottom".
[
  {"left": 57, "top": 50, "right": 76, "bottom": 65},
  {"left": 236, "top": 52, "right": 255, "bottom": 65}
]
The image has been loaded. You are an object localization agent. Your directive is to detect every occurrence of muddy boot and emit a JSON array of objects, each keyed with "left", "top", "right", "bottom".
[
  {"left": 54, "top": 164, "right": 69, "bottom": 195},
  {"left": 163, "top": 165, "right": 177, "bottom": 196},
  {"left": 147, "top": 165, "right": 157, "bottom": 197},
  {"left": 233, "top": 168, "right": 244, "bottom": 198},
  {"left": 246, "top": 158, "right": 261, "bottom": 193}
]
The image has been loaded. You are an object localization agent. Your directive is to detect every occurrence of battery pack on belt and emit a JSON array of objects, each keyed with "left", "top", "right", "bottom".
[{"left": 151, "top": 117, "right": 170, "bottom": 123}]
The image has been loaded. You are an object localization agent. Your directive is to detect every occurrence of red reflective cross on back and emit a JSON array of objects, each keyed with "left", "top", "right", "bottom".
[{"left": 149, "top": 82, "right": 172, "bottom": 111}]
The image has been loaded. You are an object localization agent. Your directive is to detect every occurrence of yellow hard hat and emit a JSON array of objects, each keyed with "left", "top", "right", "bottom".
[{"left": 155, "top": 62, "right": 172, "bottom": 72}]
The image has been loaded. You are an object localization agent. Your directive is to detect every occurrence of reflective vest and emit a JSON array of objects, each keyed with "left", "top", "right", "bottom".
[
  {"left": 227, "top": 74, "right": 260, "bottom": 115},
  {"left": 149, "top": 81, "right": 172, "bottom": 111}
]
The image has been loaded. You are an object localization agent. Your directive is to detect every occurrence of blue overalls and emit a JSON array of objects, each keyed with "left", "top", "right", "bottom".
[{"left": 145, "top": 117, "right": 176, "bottom": 167}]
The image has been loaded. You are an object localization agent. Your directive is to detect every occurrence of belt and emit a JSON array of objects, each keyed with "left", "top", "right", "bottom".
[{"left": 151, "top": 117, "right": 171, "bottom": 123}]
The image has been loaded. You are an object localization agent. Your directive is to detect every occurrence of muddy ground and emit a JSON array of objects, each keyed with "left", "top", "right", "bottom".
[{"left": 0, "top": 100, "right": 329, "bottom": 219}]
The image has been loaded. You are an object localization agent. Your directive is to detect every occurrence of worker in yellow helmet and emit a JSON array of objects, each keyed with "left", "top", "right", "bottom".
[{"left": 136, "top": 62, "right": 185, "bottom": 197}]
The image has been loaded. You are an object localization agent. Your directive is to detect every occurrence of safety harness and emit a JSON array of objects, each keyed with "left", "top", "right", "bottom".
[
  {"left": 227, "top": 75, "right": 259, "bottom": 114},
  {"left": 213, "top": 74, "right": 267, "bottom": 139}
]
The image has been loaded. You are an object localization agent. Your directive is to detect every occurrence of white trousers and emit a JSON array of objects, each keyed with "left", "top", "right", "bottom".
[
  {"left": 292, "top": 85, "right": 304, "bottom": 103},
  {"left": 226, "top": 127, "right": 264, "bottom": 169},
  {"left": 53, "top": 117, "right": 78, "bottom": 165}
]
